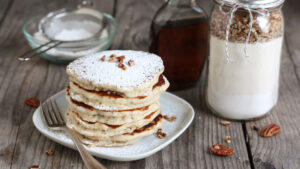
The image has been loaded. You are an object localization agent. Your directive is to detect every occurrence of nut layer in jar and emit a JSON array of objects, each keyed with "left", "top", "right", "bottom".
[{"left": 210, "top": 7, "right": 284, "bottom": 43}]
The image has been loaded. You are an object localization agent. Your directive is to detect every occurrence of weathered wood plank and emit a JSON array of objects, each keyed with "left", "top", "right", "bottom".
[
  {"left": 0, "top": 0, "right": 28, "bottom": 167},
  {"left": 111, "top": 0, "right": 161, "bottom": 50},
  {"left": 245, "top": 2, "right": 300, "bottom": 167},
  {"left": 0, "top": 0, "right": 12, "bottom": 27},
  {"left": 284, "top": 0, "right": 300, "bottom": 82},
  {"left": 0, "top": 0, "right": 114, "bottom": 169},
  {"left": 112, "top": 0, "right": 251, "bottom": 169}
]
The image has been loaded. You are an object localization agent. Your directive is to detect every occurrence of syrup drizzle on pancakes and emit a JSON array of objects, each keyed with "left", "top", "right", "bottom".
[{"left": 70, "top": 74, "right": 165, "bottom": 99}]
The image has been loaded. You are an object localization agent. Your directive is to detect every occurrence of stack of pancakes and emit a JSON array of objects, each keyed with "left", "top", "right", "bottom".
[{"left": 65, "top": 50, "right": 169, "bottom": 147}]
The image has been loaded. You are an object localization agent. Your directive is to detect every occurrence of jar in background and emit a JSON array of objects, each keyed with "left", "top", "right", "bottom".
[
  {"left": 149, "top": 0, "right": 208, "bottom": 91},
  {"left": 206, "top": 0, "right": 285, "bottom": 120}
]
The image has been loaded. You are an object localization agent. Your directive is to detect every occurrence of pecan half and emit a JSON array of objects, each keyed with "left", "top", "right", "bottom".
[
  {"left": 45, "top": 149, "right": 54, "bottom": 156},
  {"left": 108, "top": 57, "right": 115, "bottom": 62},
  {"left": 252, "top": 125, "right": 259, "bottom": 131},
  {"left": 100, "top": 55, "right": 106, "bottom": 61},
  {"left": 260, "top": 123, "right": 280, "bottom": 137},
  {"left": 110, "top": 54, "right": 116, "bottom": 58},
  {"left": 220, "top": 120, "right": 231, "bottom": 126},
  {"left": 210, "top": 144, "right": 235, "bottom": 156},
  {"left": 25, "top": 97, "right": 40, "bottom": 108},
  {"left": 128, "top": 60, "right": 135, "bottom": 67},
  {"left": 163, "top": 115, "right": 177, "bottom": 122},
  {"left": 156, "top": 129, "right": 166, "bottom": 139},
  {"left": 116, "top": 55, "right": 125, "bottom": 63},
  {"left": 118, "top": 63, "right": 127, "bottom": 70},
  {"left": 29, "top": 165, "right": 39, "bottom": 169},
  {"left": 225, "top": 136, "right": 231, "bottom": 143}
]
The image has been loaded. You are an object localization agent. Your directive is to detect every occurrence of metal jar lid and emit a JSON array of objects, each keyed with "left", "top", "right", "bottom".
[{"left": 216, "top": 0, "right": 285, "bottom": 8}]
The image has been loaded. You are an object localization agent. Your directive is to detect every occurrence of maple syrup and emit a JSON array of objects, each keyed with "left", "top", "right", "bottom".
[{"left": 149, "top": 0, "right": 208, "bottom": 90}]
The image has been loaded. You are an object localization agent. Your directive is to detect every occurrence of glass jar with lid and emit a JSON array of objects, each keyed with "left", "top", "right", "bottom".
[{"left": 206, "top": 0, "right": 285, "bottom": 120}]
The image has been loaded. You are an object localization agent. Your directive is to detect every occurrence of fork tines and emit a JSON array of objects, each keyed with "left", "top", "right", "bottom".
[{"left": 41, "top": 99, "right": 65, "bottom": 129}]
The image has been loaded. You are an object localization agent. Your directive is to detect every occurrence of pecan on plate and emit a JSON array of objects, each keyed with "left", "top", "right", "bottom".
[
  {"left": 163, "top": 115, "right": 177, "bottom": 122},
  {"left": 100, "top": 55, "right": 106, "bottom": 61},
  {"left": 128, "top": 60, "right": 135, "bottom": 67},
  {"left": 156, "top": 129, "right": 166, "bottom": 139}
]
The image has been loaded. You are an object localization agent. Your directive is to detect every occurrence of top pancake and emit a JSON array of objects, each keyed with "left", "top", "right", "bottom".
[{"left": 66, "top": 50, "right": 164, "bottom": 97}]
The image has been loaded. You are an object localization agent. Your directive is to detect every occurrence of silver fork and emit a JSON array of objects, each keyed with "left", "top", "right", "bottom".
[{"left": 41, "top": 99, "right": 107, "bottom": 169}]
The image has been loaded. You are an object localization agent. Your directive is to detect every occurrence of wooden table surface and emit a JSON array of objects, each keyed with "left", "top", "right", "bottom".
[{"left": 0, "top": 0, "right": 299, "bottom": 169}]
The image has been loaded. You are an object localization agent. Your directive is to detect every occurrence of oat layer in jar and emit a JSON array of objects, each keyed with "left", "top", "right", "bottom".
[{"left": 206, "top": 0, "right": 285, "bottom": 120}]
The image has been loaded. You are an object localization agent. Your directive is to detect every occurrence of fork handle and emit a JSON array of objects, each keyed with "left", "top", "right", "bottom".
[{"left": 65, "top": 127, "right": 107, "bottom": 169}]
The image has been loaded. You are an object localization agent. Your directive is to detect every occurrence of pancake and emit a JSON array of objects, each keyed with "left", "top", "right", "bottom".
[
  {"left": 65, "top": 50, "right": 169, "bottom": 147},
  {"left": 77, "top": 114, "right": 164, "bottom": 147},
  {"left": 67, "top": 95, "right": 160, "bottom": 125},
  {"left": 66, "top": 50, "right": 165, "bottom": 97},
  {"left": 66, "top": 108, "right": 161, "bottom": 137},
  {"left": 68, "top": 76, "right": 169, "bottom": 111}
]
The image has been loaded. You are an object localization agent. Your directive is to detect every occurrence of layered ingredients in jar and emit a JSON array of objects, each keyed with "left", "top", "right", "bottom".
[{"left": 207, "top": 7, "right": 284, "bottom": 119}]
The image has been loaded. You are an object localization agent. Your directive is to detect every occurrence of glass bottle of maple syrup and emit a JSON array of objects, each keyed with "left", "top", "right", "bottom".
[{"left": 149, "top": 0, "right": 208, "bottom": 91}]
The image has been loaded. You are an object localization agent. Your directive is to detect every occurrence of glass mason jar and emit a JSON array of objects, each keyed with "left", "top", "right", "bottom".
[
  {"left": 149, "top": 0, "right": 208, "bottom": 91},
  {"left": 206, "top": 0, "right": 285, "bottom": 120}
]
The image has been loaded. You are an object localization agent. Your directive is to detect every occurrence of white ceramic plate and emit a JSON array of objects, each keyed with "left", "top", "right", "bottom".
[{"left": 32, "top": 89, "right": 194, "bottom": 161}]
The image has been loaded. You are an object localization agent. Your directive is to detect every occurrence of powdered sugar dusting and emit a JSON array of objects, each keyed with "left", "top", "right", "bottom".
[{"left": 67, "top": 50, "right": 164, "bottom": 88}]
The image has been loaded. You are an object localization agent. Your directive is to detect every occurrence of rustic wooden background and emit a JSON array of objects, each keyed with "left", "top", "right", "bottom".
[{"left": 0, "top": 0, "right": 299, "bottom": 169}]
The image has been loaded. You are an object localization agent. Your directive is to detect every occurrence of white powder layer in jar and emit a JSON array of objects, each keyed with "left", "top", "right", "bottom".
[{"left": 207, "top": 35, "right": 283, "bottom": 119}]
